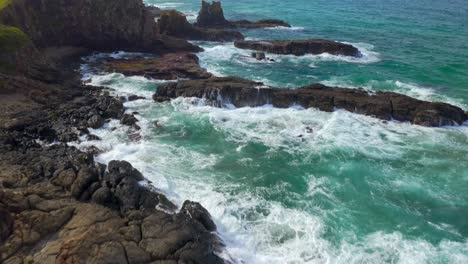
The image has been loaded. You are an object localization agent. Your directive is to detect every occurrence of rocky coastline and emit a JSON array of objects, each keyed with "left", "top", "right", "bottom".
[
  {"left": 1, "top": 0, "right": 467, "bottom": 263},
  {"left": 0, "top": 0, "right": 227, "bottom": 263}
]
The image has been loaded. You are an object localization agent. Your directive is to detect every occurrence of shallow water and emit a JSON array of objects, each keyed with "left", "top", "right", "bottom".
[{"left": 79, "top": 0, "right": 468, "bottom": 263}]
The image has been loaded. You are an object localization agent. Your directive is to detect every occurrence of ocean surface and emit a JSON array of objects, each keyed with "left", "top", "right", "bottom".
[{"left": 78, "top": 0, "right": 468, "bottom": 263}]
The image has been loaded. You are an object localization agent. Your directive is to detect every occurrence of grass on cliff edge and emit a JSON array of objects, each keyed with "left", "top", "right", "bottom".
[
  {"left": 0, "top": 0, "right": 12, "bottom": 11},
  {"left": 0, "top": 25, "right": 29, "bottom": 52}
]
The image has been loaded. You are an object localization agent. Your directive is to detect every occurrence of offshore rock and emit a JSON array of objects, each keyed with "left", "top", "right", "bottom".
[
  {"left": 153, "top": 77, "right": 467, "bottom": 127},
  {"left": 157, "top": 10, "right": 244, "bottom": 42},
  {"left": 235, "top": 39, "right": 362, "bottom": 57},
  {"left": 195, "top": 1, "right": 291, "bottom": 29},
  {"left": 104, "top": 52, "right": 212, "bottom": 80}
]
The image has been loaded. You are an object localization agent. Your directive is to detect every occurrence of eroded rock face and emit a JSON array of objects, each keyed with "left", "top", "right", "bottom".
[
  {"left": 104, "top": 52, "right": 212, "bottom": 80},
  {"left": 235, "top": 39, "right": 361, "bottom": 57},
  {"left": 157, "top": 10, "right": 244, "bottom": 42},
  {"left": 0, "top": 0, "right": 200, "bottom": 53},
  {"left": 195, "top": 0, "right": 291, "bottom": 29},
  {"left": 154, "top": 77, "right": 467, "bottom": 127}
]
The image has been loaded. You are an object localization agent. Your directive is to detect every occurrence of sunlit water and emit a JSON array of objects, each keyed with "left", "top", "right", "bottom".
[{"left": 77, "top": 1, "right": 468, "bottom": 263}]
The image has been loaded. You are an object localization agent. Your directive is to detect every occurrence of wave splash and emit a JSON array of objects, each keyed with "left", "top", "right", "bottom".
[{"left": 77, "top": 71, "right": 468, "bottom": 264}]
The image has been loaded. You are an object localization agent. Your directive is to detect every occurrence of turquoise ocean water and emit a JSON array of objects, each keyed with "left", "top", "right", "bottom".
[{"left": 79, "top": 0, "right": 468, "bottom": 263}]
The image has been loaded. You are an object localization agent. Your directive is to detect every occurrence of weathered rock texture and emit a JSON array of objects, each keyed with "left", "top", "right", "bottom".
[
  {"left": 0, "top": 0, "right": 200, "bottom": 53},
  {"left": 235, "top": 39, "right": 361, "bottom": 57},
  {"left": 195, "top": 0, "right": 290, "bottom": 29},
  {"left": 157, "top": 9, "right": 244, "bottom": 41},
  {"left": 154, "top": 77, "right": 467, "bottom": 127},
  {"left": 104, "top": 52, "right": 212, "bottom": 80},
  {"left": 0, "top": 59, "right": 225, "bottom": 263},
  {"left": 0, "top": 1, "right": 226, "bottom": 261}
]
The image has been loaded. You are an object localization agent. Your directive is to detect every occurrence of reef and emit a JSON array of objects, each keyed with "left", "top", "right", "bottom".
[{"left": 154, "top": 77, "right": 467, "bottom": 127}]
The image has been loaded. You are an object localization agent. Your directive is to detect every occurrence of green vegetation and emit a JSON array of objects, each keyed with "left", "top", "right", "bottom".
[
  {"left": 0, "top": 0, "right": 12, "bottom": 11},
  {"left": 0, "top": 24, "right": 29, "bottom": 53}
]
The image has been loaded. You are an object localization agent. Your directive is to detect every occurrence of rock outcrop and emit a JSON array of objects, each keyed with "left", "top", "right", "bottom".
[
  {"left": 195, "top": 1, "right": 291, "bottom": 29},
  {"left": 157, "top": 10, "right": 244, "bottom": 41},
  {"left": 104, "top": 52, "right": 212, "bottom": 80},
  {"left": 235, "top": 39, "right": 362, "bottom": 57},
  {"left": 0, "top": 61, "right": 225, "bottom": 263},
  {"left": 153, "top": 77, "right": 467, "bottom": 127},
  {"left": 0, "top": 0, "right": 200, "bottom": 54}
]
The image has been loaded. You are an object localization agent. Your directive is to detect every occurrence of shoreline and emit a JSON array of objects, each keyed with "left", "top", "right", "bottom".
[{"left": 1, "top": 0, "right": 467, "bottom": 263}]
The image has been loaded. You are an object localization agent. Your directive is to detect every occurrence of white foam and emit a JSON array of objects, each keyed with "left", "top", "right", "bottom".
[
  {"left": 149, "top": 2, "right": 184, "bottom": 9},
  {"left": 265, "top": 26, "right": 305, "bottom": 31},
  {"left": 321, "top": 78, "right": 468, "bottom": 109},
  {"left": 77, "top": 62, "right": 468, "bottom": 264}
]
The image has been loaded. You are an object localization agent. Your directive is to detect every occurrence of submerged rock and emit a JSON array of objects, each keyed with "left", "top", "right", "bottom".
[
  {"left": 235, "top": 39, "right": 362, "bottom": 57},
  {"left": 154, "top": 77, "right": 467, "bottom": 127},
  {"left": 195, "top": 0, "right": 291, "bottom": 29},
  {"left": 104, "top": 52, "right": 212, "bottom": 80}
]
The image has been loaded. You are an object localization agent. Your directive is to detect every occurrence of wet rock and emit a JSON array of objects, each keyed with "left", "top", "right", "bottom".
[
  {"left": 87, "top": 115, "right": 105, "bottom": 129},
  {"left": 105, "top": 53, "right": 212, "bottom": 80},
  {"left": 255, "top": 52, "right": 266, "bottom": 60},
  {"left": 195, "top": 1, "right": 290, "bottom": 29},
  {"left": 154, "top": 77, "right": 468, "bottom": 127},
  {"left": 120, "top": 113, "right": 139, "bottom": 127},
  {"left": 87, "top": 134, "right": 101, "bottom": 141},
  {"left": 235, "top": 39, "right": 361, "bottom": 57},
  {"left": 127, "top": 94, "right": 145, "bottom": 101},
  {"left": 102, "top": 98, "right": 124, "bottom": 119},
  {"left": 181, "top": 201, "right": 217, "bottom": 232}
]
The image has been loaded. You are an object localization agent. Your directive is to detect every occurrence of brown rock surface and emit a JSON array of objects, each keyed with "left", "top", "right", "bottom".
[{"left": 104, "top": 52, "right": 212, "bottom": 80}]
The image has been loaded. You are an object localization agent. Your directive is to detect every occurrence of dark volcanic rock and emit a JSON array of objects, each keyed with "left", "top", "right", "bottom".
[
  {"left": 154, "top": 77, "right": 467, "bottom": 127},
  {"left": 195, "top": 1, "right": 290, "bottom": 29},
  {"left": 235, "top": 39, "right": 361, "bottom": 57},
  {"left": 157, "top": 10, "right": 244, "bottom": 42},
  {"left": 195, "top": 0, "right": 231, "bottom": 27},
  {"left": 105, "top": 53, "right": 212, "bottom": 80}
]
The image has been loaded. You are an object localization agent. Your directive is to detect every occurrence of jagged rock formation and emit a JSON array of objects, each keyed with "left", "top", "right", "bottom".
[
  {"left": 157, "top": 9, "right": 244, "bottom": 41},
  {"left": 154, "top": 77, "right": 467, "bottom": 127},
  {"left": 195, "top": 0, "right": 290, "bottom": 29},
  {"left": 0, "top": 0, "right": 200, "bottom": 53},
  {"left": 104, "top": 52, "right": 212, "bottom": 80},
  {"left": 235, "top": 39, "right": 362, "bottom": 57}
]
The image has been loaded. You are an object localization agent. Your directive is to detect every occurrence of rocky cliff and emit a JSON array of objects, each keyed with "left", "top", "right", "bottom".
[{"left": 0, "top": 0, "right": 199, "bottom": 53}]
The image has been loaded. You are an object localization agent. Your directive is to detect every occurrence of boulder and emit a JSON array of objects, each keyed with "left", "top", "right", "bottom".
[
  {"left": 235, "top": 39, "right": 361, "bottom": 57},
  {"left": 120, "top": 113, "right": 139, "bottom": 127},
  {"left": 154, "top": 77, "right": 467, "bottom": 127},
  {"left": 105, "top": 53, "right": 212, "bottom": 80},
  {"left": 87, "top": 114, "right": 105, "bottom": 129}
]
